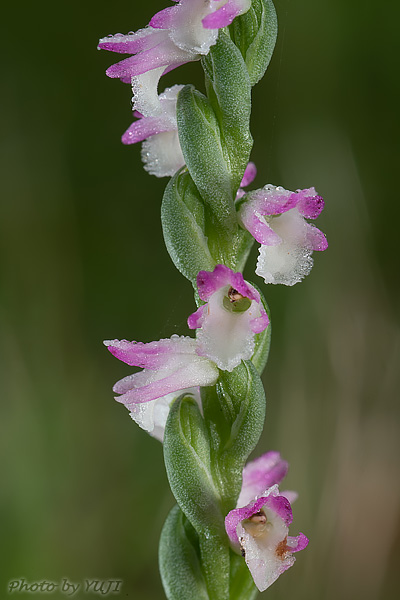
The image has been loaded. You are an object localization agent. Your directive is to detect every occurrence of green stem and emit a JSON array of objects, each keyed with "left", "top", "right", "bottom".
[{"left": 199, "top": 534, "right": 230, "bottom": 600}]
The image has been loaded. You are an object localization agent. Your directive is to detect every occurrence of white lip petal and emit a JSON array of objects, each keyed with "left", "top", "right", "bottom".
[
  {"left": 141, "top": 130, "right": 185, "bottom": 177},
  {"left": 129, "top": 387, "right": 200, "bottom": 441},
  {"left": 196, "top": 287, "right": 262, "bottom": 371},
  {"left": 256, "top": 241, "right": 314, "bottom": 286},
  {"left": 256, "top": 208, "right": 314, "bottom": 286},
  {"left": 131, "top": 67, "right": 167, "bottom": 116}
]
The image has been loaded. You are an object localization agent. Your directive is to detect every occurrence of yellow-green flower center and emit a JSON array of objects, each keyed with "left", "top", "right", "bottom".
[{"left": 223, "top": 287, "right": 252, "bottom": 313}]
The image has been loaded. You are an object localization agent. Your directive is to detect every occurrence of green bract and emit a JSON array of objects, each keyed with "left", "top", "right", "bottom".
[
  {"left": 163, "top": 396, "right": 232, "bottom": 600},
  {"left": 201, "top": 361, "right": 266, "bottom": 512},
  {"left": 163, "top": 395, "right": 224, "bottom": 537},
  {"left": 202, "top": 33, "right": 253, "bottom": 191},
  {"left": 177, "top": 86, "right": 236, "bottom": 232},
  {"left": 230, "top": 0, "right": 278, "bottom": 86},
  {"left": 161, "top": 170, "right": 216, "bottom": 285},
  {"left": 159, "top": 506, "right": 209, "bottom": 600}
]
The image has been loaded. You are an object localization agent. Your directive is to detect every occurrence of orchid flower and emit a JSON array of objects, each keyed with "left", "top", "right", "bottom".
[
  {"left": 225, "top": 452, "right": 308, "bottom": 592},
  {"left": 239, "top": 185, "right": 328, "bottom": 286},
  {"left": 104, "top": 335, "right": 219, "bottom": 407},
  {"left": 188, "top": 264, "right": 269, "bottom": 372},
  {"left": 151, "top": 0, "right": 252, "bottom": 54},
  {"left": 98, "top": 0, "right": 251, "bottom": 116},
  {"left": 122, "top": 85, "right": 185, "bottom": 177}
]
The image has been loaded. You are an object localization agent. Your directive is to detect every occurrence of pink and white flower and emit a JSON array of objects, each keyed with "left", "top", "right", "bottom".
[
  {"left": 225, "top": 452, "right": 308, "bottom": 592},
  {"left": 150, "top": 1, "right": 251, "bottom": 55},
  {"left": 104, "top": 335, "right": 219, "bottom": 407},
  {"left": 239, "top": 185, "right": 328, "bottom": 286},
  {"left": 122, "top": 85, "right": 185, "bottom": 177},
  {"left": 188, "top": 265, "right": 269, "bottom": 372},
  {"left": 98, "top": 1, "right": 251, "bottom": 116}
]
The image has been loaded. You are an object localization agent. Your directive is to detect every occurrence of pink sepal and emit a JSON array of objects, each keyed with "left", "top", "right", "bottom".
[
  {"left": 296, "top": 187, "right": 325, "bottom": 219},
  {"left": 106, "top": 39, "right": 185, "bottom": 79},
  {"left": 287, "top": 532, "right": 309, "bottom": 553},
  {"left": 104, "top": 34, "right": 196, "bottom": 82},
  {"left": 98, "top": 28, "right": 165, "bottom": 54},
  {"left": 104, "top": 338, "right": 182, "bottom": 369},
  {"left": 196, "top": 264, "right": 259, "bottom": 303},
  {"left": 238, "top": 451, "right": 289, "bottom": 507},
  {"left": 150, "top": 6, "right": 177, "bottom": 30},
  {"left": 305, "top": 223, "right": 328, "bottom": 251},
  {"left": 203, "top": 0, "right": 251, "bottom": 29},
  {"left": 241, "top": 209, "right": 282, "bottom": 246},
  {"left": 105, "top": 54, "right": 144, "bottom": 79},
  {"left": 202, "top": 1, "right": 241, "bottom": 29},
  {"left": 122, "top": 115, "right": 175, "bottom": 145},
  {"left": 248, "top": 186, "right": 297, "bottom": 217},
  {"left": 250, "top": 312, "right": 269, "bottom": 334},
  {"left": 187, "top": 305, "right": 205, "bottom": 330},
  {"left": 267, "top": 494, "right": 293, "bottom": 525},
  {"left": 113, "top": 365, "right": 204, "bottom": 405},
  {"left": 240, "top": 161, "right": 257, "bottom": 188}
]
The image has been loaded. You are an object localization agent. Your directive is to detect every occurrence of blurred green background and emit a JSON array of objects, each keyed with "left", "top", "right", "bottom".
[{"left": 1, "top": 0, "right": 399, "bottom": 598}]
